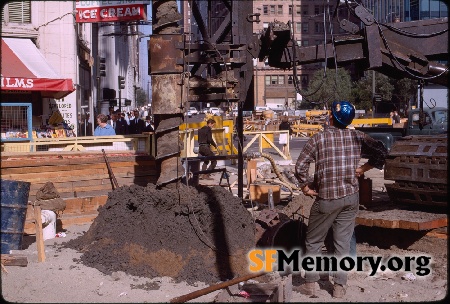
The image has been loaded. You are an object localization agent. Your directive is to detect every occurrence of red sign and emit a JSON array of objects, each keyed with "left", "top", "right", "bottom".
[
  {"left": 76, "top": 2, "right": 148, "bottom": 23},
  {"left": 1, "top": 77, "right": 74, "bottom": 99}
]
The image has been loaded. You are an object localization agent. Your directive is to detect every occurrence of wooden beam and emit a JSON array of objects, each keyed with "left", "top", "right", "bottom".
[
  {"left": 33, "top": 206, "right": 46, "bottom": 262},
  {"left": 1, "top": 254, "right": 28, "bottom": 267}
]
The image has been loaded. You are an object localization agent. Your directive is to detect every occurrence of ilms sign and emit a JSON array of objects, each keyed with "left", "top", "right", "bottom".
[
  {"left": 75, "top": 1, "right": 149, "bottom": 23},
  {"left": 1, "top": 77, "right": 34, "bottom": 89}
]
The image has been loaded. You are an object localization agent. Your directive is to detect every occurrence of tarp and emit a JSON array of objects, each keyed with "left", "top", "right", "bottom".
[{"left": 1, "top": 38, "right": 75, "bottom": 99}]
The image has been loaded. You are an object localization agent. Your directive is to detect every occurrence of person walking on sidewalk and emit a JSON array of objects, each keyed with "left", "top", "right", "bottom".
[
  {"left": 94, "top": 114, "right": 116, "bottom": 136},
  {"left": 197, "top": 119, "right": 218, "bottom": 179},
  {"left": 294, "top": 100, "right": 387, "bottom": 298},
  {"left": 278, "top": 115, "right": 293, "bottom": 156}
]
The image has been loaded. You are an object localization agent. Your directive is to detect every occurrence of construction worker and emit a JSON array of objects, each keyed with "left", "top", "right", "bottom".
[
  {"left": 197, "top": 119, "right": 218, "bottom": 179},
  {"left": 294, "top": 101, "right": 387, "bottom": 298}
]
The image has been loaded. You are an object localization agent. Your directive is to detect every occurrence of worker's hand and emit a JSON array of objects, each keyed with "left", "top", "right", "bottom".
[
  {"left": 302, "top": 185, "right": 318, "bottom": 197},
  {"left": 355, "top": 167, "right": 365, "bottom": 178},
  {"left": 356, "top": 163, "right": 374, "bottom": 178}
]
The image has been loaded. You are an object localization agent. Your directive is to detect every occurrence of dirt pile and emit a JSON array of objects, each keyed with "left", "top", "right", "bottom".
[{"left": 65, "top": 183, "right": 255, "bottom": 284}]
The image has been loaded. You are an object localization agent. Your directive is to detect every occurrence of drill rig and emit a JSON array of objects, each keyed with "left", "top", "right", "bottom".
[{"left": 149, "top": 0, "right": 448, "bottom": 206}]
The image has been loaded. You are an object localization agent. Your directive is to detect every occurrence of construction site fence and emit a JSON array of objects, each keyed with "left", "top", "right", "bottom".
[{"left": 1, "top": 134, "right": 154, "bottom": 155}]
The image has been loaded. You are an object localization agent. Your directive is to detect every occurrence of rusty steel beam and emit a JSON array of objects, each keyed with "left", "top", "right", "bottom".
[{"left": 150, "top": 0, "right": 185, "bottom": 186}]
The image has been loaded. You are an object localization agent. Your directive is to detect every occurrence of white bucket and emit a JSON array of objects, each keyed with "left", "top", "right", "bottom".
[{"left": 41, "top": 210, "right": 57, "bottom": 241}]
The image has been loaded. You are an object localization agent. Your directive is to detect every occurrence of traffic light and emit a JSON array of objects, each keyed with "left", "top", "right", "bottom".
[
  {"left": 373, "top": 93, "right": 382, "bottom": 105},
  {"left": 118, "top": 76, "right": 125, "bottom": 89},
  {"left": 99, "top": 57, "right": 106, "bottom": 77},
  {"left": 103, "top": 88, "right": 116, "bottom": 100}
]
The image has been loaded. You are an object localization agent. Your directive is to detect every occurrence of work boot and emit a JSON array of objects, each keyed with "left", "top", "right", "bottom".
[
  {"left": 332, "top": 283, "right": 346, "bottom": 298},
  {"left": 295, "top": 282, "right": 316, "bottom": 296}
]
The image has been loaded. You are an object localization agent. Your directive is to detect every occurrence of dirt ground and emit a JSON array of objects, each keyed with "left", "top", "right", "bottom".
[{"left": 1, "top": 164, "right": 448, "bottom": 303}]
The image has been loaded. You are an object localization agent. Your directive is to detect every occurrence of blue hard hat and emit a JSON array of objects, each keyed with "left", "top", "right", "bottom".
[{"left": 331, "top": 101, "right": 355, "bottom": 127}]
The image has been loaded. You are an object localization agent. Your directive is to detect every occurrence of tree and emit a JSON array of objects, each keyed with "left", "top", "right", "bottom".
[
  {"left": 351, "top": 71, "right": 394, "bottom": 111},
  {"left": 136, "top": 88, "right": 148, "bottom": 108},
  {"left": 392, "top": 78, "right": 416, "bottom": 115},
  {"left": 301, "top": 68, "right": 352, "bottom": 109}
]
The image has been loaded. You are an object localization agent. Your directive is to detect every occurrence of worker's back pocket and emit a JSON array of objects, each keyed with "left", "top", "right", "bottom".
[{"left": 317, "top": 198, "right": 344, "bottom": 215}]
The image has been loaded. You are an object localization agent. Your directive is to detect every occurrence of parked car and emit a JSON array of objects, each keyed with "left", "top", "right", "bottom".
[
  {"left": 208, "top": 107, "right": 223, "bottom": 116},
  {"left": 185, "top": 109, "right": 195, "bottom": 117},
  {"left": 201, "top": 108, "right": 210, "bottom": 114},
  {"left": 189, "top": 107, "right": 198, "bottom": 115}
]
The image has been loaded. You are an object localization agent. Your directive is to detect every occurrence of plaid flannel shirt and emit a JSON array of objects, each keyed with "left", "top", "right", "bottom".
[{"left": 295, "top": 125, "right": 387, "bottom": 200}]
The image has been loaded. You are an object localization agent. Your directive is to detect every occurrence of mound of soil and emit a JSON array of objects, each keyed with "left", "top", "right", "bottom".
[{"left": 65, "top": 183, "right": 256, "bottom": 284}]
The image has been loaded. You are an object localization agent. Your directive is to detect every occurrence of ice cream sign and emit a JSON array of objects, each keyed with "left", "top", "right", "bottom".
[{"left": 76, "top": 1, "right": 149, "bottom": 23}]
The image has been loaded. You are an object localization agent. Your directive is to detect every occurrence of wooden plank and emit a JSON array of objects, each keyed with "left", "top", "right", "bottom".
[
  {"left": 1, "top": 160, "right": 156, "bottom": 175},
  {"left": 249, "top": 184, "right": 281, "bottom": 204},
  {"left": 1, "top": 155, "right": 155, "bottom": 169},
  {"left": 1, "top": 254, "right": 28, "bottom": 267},
  {"left": 33, "top": 206, "right": 45, "bottom": 262},
  {"left": 357, "top": 210, "right": 447, "bottom": 231},
  {"left": 246, "top": 160, "right": 257, "bottom": 188},
  {"left": 3, "top": 167, "right": 157, "bottom": 184},
  {"left": 3, "top": 169, "right": 158, "bottom": 184},
  {"left": 24, "top": 174, "right": 156, "bottom": 192}
]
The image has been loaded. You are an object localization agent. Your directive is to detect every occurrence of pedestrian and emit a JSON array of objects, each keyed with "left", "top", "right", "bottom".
[
  {"left": 197, "top": 118, "right": 218, "bottom": 179},
  {"left": 143, "top": 115, "right": 154, "bottom": 132},
  {"left": 107, "top": 106, "right": 115, "bottom": 121},
  {"left": 294, "top": 100, "right": 387, "bottom": 298},
  {"left": 94, "top": 113, "right": 116, "bottom": 136},
  {"left": 79, "top": 113, "right": 92, "bottom": 136},
  {"left": 113, "top": 111, "right": 128, "bottom": 135},
  {"left": 393, "top": 110, "right": 401, "bottom": 124},
  {"left": 278, "top": 115, "right": 293, "bottom": 156},
  {"left": 127, "top": 111, "right": 133, "bottom": 124},
  {"left": 389, "top": 111, "right": 395, "bottom": 125},
  {"left": 129, "top": 110, "right": 145, "bottom": 134}
]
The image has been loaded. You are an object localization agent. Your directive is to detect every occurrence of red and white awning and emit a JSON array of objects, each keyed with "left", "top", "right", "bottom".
[{"left": 1, "top": 38, "right": 75, "bottom": 99}]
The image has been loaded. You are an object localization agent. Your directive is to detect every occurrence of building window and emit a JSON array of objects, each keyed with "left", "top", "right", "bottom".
[
  {"left": 302, "top": 5, "right": 308, "bottom": 15},
  {"left": 296, "top": 5, "right": 301, "bottom": 15},
  {"left": 302, "top": 40, "right": 309, "bottom": 46},
  {"left": 296, "top": 22, "right": 301, "bottom": 33},
  {"left": 302, "top": 22, "right": 309, "bottom": 33},
  {"left": 270, "top": 5, "right": 275, "bottom": 15},
  {"left": 296, "top": 40, "right": 301, "bottom": 46},
  {"left": 2, "top": 1, "right": 31, "bottom": 23},
  {"left": 315, "top": 39, "right": 324, "bottom": 45},
  {"left": 314, "top": 5, "right": 321, "bottom": 15},
  {"left": 263, "top": 5, "right": 268, "bottom": 15},
  {"left": 289, "top": 5, "right": 293, "bottom": 15},
  {"left": 266, "top": 75, "right": 285, "bottom": 86},
  {"left": 263, "top": 22, "right": 269, "bottom": 29},
  {"left": 271, "top": 75, "right": 278, "bottom": 85},
  {"left": 315, "top": 22, "right": 324, "bottom": 33},
  {"left": 278, "top": 5, "right": 283, "bottom": 15},
  {"left": 288, "top": 76, "right": 294, "bottom": 85}
]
